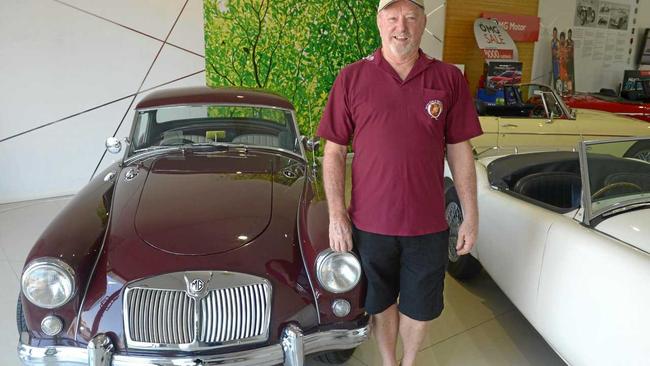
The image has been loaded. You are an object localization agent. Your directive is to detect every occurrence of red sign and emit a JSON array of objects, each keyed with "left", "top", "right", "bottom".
[
  {"left": 481, "top": 12, "right": 540, "bottom": 42},
  {"left": 641, "top": 70, "right": 650, "bottom": 77},
  {"left": 482, "top": 49, "right": 513, "bottom": 60}
]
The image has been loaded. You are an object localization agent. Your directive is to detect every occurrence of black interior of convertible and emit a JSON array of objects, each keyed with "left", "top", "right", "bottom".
[{"left": 487, "top": 152, "right": 650, "bottom": 213}]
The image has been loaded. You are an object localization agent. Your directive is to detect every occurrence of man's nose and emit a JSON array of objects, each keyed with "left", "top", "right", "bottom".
[{"left": 395, "top": 16, "right": 407, "bottom": 31}]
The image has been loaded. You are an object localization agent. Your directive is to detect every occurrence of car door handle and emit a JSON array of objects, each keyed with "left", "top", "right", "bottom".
[{"left": 500, "top": 123, "right": 518, "bottom": 128}]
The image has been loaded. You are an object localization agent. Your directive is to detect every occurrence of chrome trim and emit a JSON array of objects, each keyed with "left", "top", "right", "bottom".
[
  {"left": 18, "top": 324, "right": 369, "bottom": 366},
  {"left": 123, "top": 271, "right": 272, "bottom": 352},
  {"left": 40, "top": 316, "right": 63, "bottom": 336},
  {"left": 295, "top": 202, "right": 321, "bottom": 323},
  {"left": 282, "top": 324, "right": 304, "bottom": 366},
  {"left": 103, "top": 172, "right": 116, "bottom": 182},
  {"left": 88, "top": 335, "right": 113, "bottom": 366},
  {"left": 578, "top": 139, "right": 593, "bottom": 225},
  {"left": 315, "top": 249, "right": 362, "bottom": 294},
  {"left": 21, "top": 258, "right": 76, "bottom": 309}
]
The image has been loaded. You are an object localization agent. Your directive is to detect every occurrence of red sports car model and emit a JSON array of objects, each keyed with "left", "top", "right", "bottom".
[
  {"left": 17, "top": 86, "right": 368, "bottom": 366},
  {"left": 564, "top": 93, "right": 650, "bottom": 123}
]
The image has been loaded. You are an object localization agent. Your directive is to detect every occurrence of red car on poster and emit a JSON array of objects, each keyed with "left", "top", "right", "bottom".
[
  {"left": 487, "top": 70, "right": 523, "bottom": 89},
  {"left": 17, "top": 86, "right": 369, "bottom": 366},
  {"left": 563, "top": 93, "right": 650, "bottom": 123}
]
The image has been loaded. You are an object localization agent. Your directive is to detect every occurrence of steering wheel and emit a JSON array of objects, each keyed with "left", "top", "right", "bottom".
[
  {"left": 529, "top": 104, "right": 546, "bottom": 118},
  {"left": 591, "top": 182, "right": 642, "bottom": 200},
  {"left": 159, "top": 137, "right": 196, "bottom": 146}
]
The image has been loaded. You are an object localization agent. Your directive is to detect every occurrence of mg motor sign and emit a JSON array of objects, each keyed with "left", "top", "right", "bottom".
[
  {"left": 474, "top": 18, "right": 518, "bottom": 61},
  {"left": 481, "top": 12, "right": 540, "bottom": 42}
]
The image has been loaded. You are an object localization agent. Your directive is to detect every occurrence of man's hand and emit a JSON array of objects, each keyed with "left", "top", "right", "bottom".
[
  {"left": 455, "top": 217, "right": 477, "bottom": 256},
  {"left": 329, "top": 213, "right": 353, "bottom": 252}
]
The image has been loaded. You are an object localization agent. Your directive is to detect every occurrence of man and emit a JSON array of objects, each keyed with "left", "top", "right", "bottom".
[
  {"left": 551, "top": 27, "right": 560, "bottom": 88},
  {"left": 316, "top": 1, "right": 482, "bottom": 365}
]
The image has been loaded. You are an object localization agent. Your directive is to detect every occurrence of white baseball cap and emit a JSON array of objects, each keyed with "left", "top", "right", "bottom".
[{"left": 377, "top": 0, "right": 425, "bottom": 12}]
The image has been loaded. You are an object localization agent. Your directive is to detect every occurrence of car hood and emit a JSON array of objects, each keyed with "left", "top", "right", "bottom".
[
  {"left": 134, "top": 153, "right": 273, "bottom": 255},
  {"left": 595, "top": 208, "right": 650, "bottom": 253}
]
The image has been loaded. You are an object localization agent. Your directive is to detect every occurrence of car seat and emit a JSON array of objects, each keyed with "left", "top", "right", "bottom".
[{"left": 513, "top": 172, "right": 582, "bottom": 209}]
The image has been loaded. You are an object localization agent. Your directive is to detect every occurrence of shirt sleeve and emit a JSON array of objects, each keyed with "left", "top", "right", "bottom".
[
  {"left": 316, "top": 70, "right": 354, "bottom": 146},
  {"left": 444, "top": 67, "right": 483, "bottom": 144}
]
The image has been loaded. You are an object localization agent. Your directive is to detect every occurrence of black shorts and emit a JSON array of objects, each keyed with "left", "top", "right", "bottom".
[{"left": 353, "top": 226, "right": 449, "bottom": 321}]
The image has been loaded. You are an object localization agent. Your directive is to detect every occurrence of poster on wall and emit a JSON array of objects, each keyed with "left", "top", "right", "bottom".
[
  {"left": 574, "top": 0, "right": 630, "bottom": 30},
  {"left": 486, "top": 61, "right": 523, "bottom": 89},
  {"left": 203, "top": 0, "right": 379, "bottom": 135},
  {"left": 550, "top": 27, "right": 576, "bottom": 95},
  {"left": 474, "top": 18, "right": 519, "bottom": 61}
]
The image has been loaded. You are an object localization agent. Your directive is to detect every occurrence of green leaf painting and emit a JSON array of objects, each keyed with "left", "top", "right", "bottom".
[{"left": 204, "top": 0, "right": 380, "bottom": 137}]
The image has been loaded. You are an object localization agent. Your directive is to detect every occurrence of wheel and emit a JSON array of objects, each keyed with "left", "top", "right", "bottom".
[
  {"left": 444, "top": 187, "right": 482, "bottom": 280},
  {"left": 17, "top": 297, "right": 28, "bottom": 334},
  {"left": 315, "top": 348, "right": 355, "bottom": 364},
  {"left": 623, "top": 141, "right": 650, "bottom": 162}
]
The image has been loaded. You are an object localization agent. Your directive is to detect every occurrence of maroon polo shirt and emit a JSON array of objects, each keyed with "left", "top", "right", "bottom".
[{"left": 317, "top": 48, "right": 483, "bottom": 236}]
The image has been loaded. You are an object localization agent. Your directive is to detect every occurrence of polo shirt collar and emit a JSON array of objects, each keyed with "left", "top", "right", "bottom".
[{"left": 370, "top": 47, "right": 436, "bottom": 84}]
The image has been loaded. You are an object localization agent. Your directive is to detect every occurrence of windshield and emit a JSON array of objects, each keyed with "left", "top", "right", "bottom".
[
  {"left": 581, "top": 138, "right": 650, "bottom": 222},
  {"left": 129, "top": 104, "right": 301, "bottom": 156}
]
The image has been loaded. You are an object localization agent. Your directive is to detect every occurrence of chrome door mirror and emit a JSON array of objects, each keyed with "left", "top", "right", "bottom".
[
  {"left": 301, "top": 136, "right": 321, "bottom": 152},
  {"left": 105, "top": 137, "right": 123, "bottom": 154}
]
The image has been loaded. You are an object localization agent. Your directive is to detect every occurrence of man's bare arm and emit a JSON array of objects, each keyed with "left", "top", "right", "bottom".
[
  {"left": 322, "top": 140, "right": 353, "bottom": 252},
  {"left": 446, "top": 141, "right": 478, "bottom": 255}
]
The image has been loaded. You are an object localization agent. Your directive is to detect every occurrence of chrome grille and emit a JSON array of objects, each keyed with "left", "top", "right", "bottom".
[
  {"left": 126, "top": 288, "right": 195, "bottom": 344},
  {"left": 123, "top": 271, "right": 272, "bottom": 351},
  {"left": 199, "top": 283, "right": 269, "bottom": 343}
]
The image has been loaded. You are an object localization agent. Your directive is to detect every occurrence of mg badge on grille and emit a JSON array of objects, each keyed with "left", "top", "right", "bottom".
[{"left": 189, "top": 279, "right": 205, "bottom": 294}]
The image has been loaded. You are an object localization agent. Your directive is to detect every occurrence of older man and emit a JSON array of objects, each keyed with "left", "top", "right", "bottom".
[{"left": 316, "top": 1, "right": 482, "bottom": 365}]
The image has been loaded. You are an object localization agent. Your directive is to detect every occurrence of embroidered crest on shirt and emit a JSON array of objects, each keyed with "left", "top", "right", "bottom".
[
  {"left": 426, "top": 100, "right": 443, "bottom": 120},
  {"left": 364, "top": 54, "right": 375, "bottom": 61}
]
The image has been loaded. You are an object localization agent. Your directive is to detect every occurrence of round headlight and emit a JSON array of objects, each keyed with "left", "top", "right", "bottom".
[
  {"left": 21, "top": 258, "right": 75, "bottom": 309},
  {"left": 316, "top": 250, "right": 362, "bottom": 293}
]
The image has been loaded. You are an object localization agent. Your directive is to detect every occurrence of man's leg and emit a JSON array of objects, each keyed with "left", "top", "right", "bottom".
[
  {"left": 374, "top": 304, "right": 400, "bottom": 366},
  {"left": 398, "top": 313, "right": 429, "bottom": 366}
]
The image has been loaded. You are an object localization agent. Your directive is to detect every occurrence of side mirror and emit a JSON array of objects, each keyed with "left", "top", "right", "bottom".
[
  {"left": 301, "top": 136, "right": 320, "bottom": 152},
  {"left": 105, "top": 137, "right": 129, "bottom": 154}
]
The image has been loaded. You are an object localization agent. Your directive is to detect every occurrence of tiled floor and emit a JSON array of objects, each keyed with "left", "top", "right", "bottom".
[{"left": 1, "top": 197, "right": 566, "bottom": 366}]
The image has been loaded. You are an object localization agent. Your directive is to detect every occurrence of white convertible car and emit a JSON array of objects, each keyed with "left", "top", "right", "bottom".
[{"left": 444, "top": 137, "right": 650, "bottom": 366}]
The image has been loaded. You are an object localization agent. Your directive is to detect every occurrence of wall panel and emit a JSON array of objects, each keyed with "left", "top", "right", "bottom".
[{"left": 443, "top": 0, "right": 539, "bottom": 93}]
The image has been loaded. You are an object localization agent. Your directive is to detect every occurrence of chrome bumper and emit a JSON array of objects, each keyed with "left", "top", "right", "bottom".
[{"left": 18, "top": 324, "right": 369, "bottom": 366}]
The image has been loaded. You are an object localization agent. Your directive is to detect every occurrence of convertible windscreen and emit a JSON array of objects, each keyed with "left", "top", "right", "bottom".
[
  {"left": 130, "top": 105, "right": 300, "bottom": 154},
  {"left": 585, "top": 139, "right": 650, "bottom": 217}
]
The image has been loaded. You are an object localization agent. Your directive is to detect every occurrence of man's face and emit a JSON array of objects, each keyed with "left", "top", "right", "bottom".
[{"left": 377, "top": 1, "right": 426, "bottom": 58}]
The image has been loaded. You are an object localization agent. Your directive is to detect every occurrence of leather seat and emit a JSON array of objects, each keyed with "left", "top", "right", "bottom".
[
  {"left": 604, "top": 172, "right": 650, "bottom": 191},
  {"left": 513, "top": 172, "right": 582, "bottom": 209}
]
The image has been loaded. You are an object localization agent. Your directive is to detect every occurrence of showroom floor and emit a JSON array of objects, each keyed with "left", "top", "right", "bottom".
[{"left": 0, "top": 197, "right": 566, "bottom": 366}]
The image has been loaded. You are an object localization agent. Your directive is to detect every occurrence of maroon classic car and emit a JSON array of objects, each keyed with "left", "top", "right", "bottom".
[
  {"left": 17, "top": 87, "right": 369, "bottom": 366},
  {"left": 564, "top": 93, "right": 650, "bottom": 123}
]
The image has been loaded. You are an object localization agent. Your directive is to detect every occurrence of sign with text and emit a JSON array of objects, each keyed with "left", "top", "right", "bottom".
[
  {"left": 481, "top": 12, "right": 540, "bottom": 42},
  {"left": 474, "top": 18, "right": 518, "bottom": 62}
]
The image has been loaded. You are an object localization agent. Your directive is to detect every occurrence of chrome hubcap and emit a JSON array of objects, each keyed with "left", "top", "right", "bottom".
[
  {"left": 634, "top": 150, "right": 650, "bottom": 162},
  {"left": 445, "top": 201, "right": 463, "bottom": 263}
]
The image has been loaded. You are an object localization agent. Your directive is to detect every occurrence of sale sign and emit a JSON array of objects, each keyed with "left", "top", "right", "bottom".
[
  {"left": 481, "top": 12, "right": 540, "bottom": 42},
  {"left": 474, "top": 18, "right": 518, "bottom": 61}
]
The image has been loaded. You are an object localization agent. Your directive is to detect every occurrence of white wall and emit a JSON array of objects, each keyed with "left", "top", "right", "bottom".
[
  {"left": 422, "top": 0, "right": 447, "bottom": 60},
  {"left": 0, "top": 0, "right": 205, "bottom": 204},
  {"left": 0, "top": 0, "right": 447, "bottom": 205},
  {"left": 531, "top": 0, "right": 642, "bottom": 92}
]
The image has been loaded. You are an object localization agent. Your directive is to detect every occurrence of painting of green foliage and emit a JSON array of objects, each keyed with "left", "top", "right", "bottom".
[{"left": 204, "top": 0, "right": 380, "bottom": 137}]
